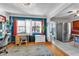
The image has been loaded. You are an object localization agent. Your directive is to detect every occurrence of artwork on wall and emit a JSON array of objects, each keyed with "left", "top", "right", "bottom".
[{"left": 72, "top": 20, "right": 79, "bottom": 34}]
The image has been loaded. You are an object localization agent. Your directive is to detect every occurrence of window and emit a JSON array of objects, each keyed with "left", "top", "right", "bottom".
[
  {"left": 17, "top": 20, "right": 32, "bottom": 34},
  {"left": 16, "top": 19, "right": 43, "bottom": 34},
  {"left": 32, "top": 21, "right": 42, "bottom": 33},
  {"left": 17, "top": 20, "right": 26, "bottom": 34},
  {"left": 25, "top": 20, "right": 32, "bottom": 34}
]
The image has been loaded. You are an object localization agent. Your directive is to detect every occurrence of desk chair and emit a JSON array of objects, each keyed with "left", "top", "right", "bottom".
[{"left": 0, "top": 34, "right": 9, "bottom": 54}]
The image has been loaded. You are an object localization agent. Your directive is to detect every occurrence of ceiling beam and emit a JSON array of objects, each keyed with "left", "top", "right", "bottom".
[{"left": 48, "top": 3, "right": 72, "bottom": 19}]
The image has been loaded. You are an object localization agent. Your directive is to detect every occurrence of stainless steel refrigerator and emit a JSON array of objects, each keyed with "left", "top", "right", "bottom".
[{"left": 56, "top": 22, "right": 71, "bottom": 42}]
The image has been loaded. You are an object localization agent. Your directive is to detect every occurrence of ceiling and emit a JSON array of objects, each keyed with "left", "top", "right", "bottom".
[
  {"left": 0, "top": 3, "right": 79, "bottom": 19},
  {"left": 55, "top": 3, "right": 79, "bottom": 18},
  {"left": 0, "top": 3, "right": 61, "bottom": 17}
]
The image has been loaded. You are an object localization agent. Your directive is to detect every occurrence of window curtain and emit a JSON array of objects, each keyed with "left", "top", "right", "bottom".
[{"left": 13, "top": 19, "right": 17, "bottom": 36}]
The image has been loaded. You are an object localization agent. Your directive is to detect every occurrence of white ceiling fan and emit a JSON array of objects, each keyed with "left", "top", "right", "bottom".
[{"left": 68, "top": 10, "right": 79, "bottom": 17}]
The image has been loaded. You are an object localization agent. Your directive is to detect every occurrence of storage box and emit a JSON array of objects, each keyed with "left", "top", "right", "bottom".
[{"left": 35, "top": 35, "right": 45, "bottom": 42}]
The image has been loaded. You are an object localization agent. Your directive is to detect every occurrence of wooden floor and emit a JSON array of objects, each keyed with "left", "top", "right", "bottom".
[{"left": 7, "top": 42, "right": 68, "bottom": 56}]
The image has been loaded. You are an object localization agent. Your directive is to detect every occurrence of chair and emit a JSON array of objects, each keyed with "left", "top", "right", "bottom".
[
  {"left": 0, "top": 34, "right": 9, "bottom": 54},
  {"left": 20, "top": 36, "right": 29, "bottom": 45}
]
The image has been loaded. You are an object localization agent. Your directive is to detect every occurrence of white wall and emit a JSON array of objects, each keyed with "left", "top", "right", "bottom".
[
  {"left": 47, "top": 17, "right": 57, "bottom": 42},
  {"left": 0, "top": 9, "right": 6, "bottom": 16},
  {"left": 47, "top": 18, "right": 50, "bottom": 42},
  {"left": 0, "top": 8, "right": 10, "bottom": 21},
  {"left": 49, "top": 21, "right": 56, "bottom": 40},
  {"left": 51, "top": 17, "right": 73, "bottom": 23},
  {"left": 51, "top": 16, "right": 79, "bottom": 23}
]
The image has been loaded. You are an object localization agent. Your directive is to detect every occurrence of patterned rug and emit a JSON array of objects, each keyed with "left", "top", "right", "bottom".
[{"left": 0, "top": 44, "right": 53, "bottom": 56}]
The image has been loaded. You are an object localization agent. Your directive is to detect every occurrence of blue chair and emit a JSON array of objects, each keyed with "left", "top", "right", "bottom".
[
  {"left": 74, "top": 36, "right": 79, "bottom": 43},
  {"left": 74, "top": 36, "right": 79, "bottom": 47}
]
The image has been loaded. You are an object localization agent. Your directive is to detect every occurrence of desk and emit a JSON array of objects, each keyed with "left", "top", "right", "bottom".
[{"left": 15, "top": 34, "right": 29, "bottom": 45}]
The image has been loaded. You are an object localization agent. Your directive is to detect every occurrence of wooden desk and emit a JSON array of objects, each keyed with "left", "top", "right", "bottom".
[{"left": 15, "top": 34, "right": 29, "bottom": 45}]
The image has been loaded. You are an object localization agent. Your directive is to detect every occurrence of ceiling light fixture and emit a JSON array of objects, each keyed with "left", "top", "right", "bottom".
[
  {"left": 68, "top": 10, "right": 79, "bottom": 16},
  {"left": 23, "top": 3, "right": 34, "bottom": 8},
  {"left": 24, "top": 3, "right": 31, "bottom": 6},
  {"left": 76, "top": 10, "right": 79, "bottom": 16}
]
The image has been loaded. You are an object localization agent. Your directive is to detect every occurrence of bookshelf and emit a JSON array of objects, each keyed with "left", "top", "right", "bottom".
[{"left": 0, "top": 16, "right": 6, "bottom": 39}]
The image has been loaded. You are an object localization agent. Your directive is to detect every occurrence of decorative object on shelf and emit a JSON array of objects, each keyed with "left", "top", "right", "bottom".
[
  {"left": 0, "top": 15, "right": 6, "bottom": 39},
  {"left": 0, "top": 16, "right": 6, "bottom": 22},
  {"left": 6, "top": 20, "right": 10, "bottom": 33}
]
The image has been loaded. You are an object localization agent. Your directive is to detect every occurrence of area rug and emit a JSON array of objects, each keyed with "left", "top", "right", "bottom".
[{"left": 0, "top": 44, "right": 53, "bottom": 56}]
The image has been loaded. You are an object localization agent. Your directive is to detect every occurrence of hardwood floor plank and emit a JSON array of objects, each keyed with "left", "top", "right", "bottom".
[{"left": 7, "top": 42, "right": 68, "bottom": 56}]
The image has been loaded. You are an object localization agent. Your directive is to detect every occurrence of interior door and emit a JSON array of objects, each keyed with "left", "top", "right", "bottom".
[
  {"left": 50, "top": 22, "right": 56, "bottom": 41},
  {"left": 56, "top": 23, "right": 63, "bottom": 41}
]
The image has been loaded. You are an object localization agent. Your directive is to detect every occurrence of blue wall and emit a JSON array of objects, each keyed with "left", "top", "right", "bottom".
[{"left": 10, "top": 16, "right": 47, "bottom": 41}]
